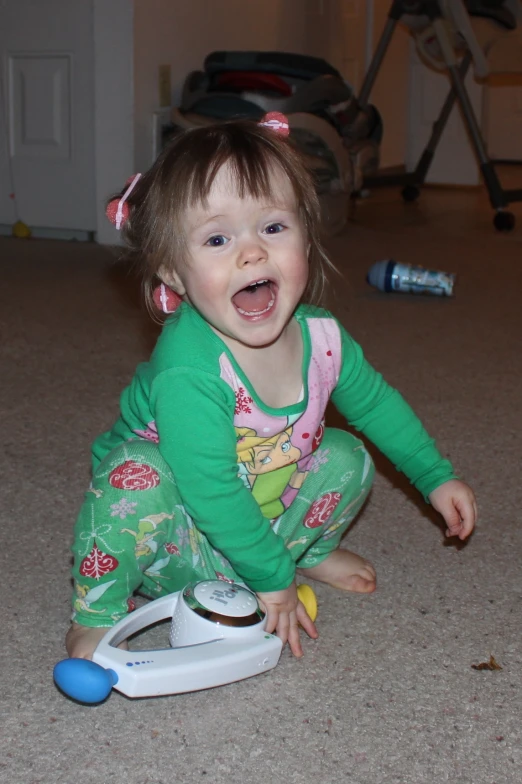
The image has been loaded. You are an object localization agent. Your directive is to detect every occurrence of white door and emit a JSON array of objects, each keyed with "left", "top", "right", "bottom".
[
  {"left": 0, "top": 0, "right": 96, "bottom": 232},
  {"left": 483, "top": 75, "right": 522, "bottom": 161}
]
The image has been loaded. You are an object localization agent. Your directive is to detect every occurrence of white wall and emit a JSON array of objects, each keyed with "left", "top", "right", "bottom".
[
  {"left": 133, "top": 0, "right": 309, "bottom": 172},
  {"left": 93, "top": 0, "right": 135, "bottom": 245},
  {"left": 484, "top": 75, "right": 522, "bottom": 161},
  {"left": 370, "top": 2, "right": 411, "bottom": 168},
  {"left": 132, "top": 0, "right": 413, "bottom": 173},
  {"left": 302, "top": 0, "right": 369, "bottom": 91}
]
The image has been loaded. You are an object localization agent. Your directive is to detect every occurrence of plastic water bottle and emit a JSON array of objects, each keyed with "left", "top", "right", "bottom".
[{"left": 367, "top": 259, "right": 455, "bottom": 296}]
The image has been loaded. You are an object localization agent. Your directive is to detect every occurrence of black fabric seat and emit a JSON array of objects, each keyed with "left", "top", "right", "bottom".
[{"left": 466, "top": 1, "right": 516, "bottom": 29}]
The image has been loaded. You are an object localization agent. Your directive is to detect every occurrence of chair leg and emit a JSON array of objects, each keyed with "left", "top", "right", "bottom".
[
  {"left": 368, "top": 53, "right": 473, "bottom": 198},
  {"left": 357, "top": 16, "right": 399, "bottom": 108},
  {"left": 412, "top": 53, "right": 472, "bottom": 186},
  {"left": 357, "top": 1, "right": 516, "bottom": 229},
  {"left": 356, "top": 5, "right": 413, "bottom": 191},
  {"left": 432, "top": 18, "right": 508, "bottom": 209}
]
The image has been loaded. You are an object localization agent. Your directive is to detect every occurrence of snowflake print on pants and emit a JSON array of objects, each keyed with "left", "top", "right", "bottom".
[
  {"left": 308, "top": 448, "right": 330, "bottom": 474},
  {"left": 110, "top": 498, "right": 138, "bottom": 519}
]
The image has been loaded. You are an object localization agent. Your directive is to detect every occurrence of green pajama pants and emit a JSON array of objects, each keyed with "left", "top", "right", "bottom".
[{"left": 71, "top": 428, "right": 374, "bottom": 628}]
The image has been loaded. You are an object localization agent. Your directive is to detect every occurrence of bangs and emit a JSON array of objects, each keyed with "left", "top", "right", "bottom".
[{"left": 181, "top": 125, "right": 283, "bottom": 208}]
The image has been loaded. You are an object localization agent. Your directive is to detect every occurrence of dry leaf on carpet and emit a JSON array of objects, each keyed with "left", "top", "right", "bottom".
[{"left": 471, "top": 654, "right": 503, "bottom": 671}]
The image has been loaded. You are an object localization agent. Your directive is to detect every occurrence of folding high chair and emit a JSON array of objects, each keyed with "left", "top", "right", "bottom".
[{"left": 358, "top": 0, "right": 522, "bottom": 231}]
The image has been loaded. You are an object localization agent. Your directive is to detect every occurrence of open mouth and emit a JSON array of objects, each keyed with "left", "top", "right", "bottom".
[{"left": 231, "top": 279, "right": 277, "bottom": 318}]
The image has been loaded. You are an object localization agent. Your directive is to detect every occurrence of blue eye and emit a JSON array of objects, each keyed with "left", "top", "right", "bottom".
[
  {"left": 265, "top": 223, "right": 284, "bottom": 234},
  {"left": 206, "top": 235, "right": 227, "bottom": 247}
]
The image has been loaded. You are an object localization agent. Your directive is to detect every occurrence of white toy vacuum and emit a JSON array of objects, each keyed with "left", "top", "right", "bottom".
[{"left": 53, "top": 580, "right": 317, "bottom": 703}]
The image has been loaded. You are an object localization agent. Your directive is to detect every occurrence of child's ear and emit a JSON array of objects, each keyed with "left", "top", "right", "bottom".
[{"left": 158, "top": 265, "right": 186, "bottom": 297}]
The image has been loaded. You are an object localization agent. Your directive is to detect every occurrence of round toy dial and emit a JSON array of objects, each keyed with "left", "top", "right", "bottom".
[{"left": 184, "top": 580, "right": 263, "bottom": 625}]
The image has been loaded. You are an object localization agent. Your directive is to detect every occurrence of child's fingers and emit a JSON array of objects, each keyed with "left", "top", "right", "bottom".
[
  {"left": 446, "top": 496, "right": 477, "bottom": 539},
  {"left": 273, "top": 611, "right": 303, "bottom": 657},
  {"left": 459, "top": 496, "right": 476, "bottom": 533},
  {"left": 275, "top": 612, "right": 290, "bottom": 647},
  {"left": 430, "top": 481, "right": 477, "bottom": 541},
  {"left": 297, "top": 601, "right": 318, "bottom": 640},
  {"left": 286, "top": 614, "right": 304, "bottom": 658},
  {"left": 265, "top": 608, "right": 305, "bottom": 658},
  {"left": 263, "top": 605, "right": 279, "bottom": 636},
  {"left": 265, "top": 606, "right": 292, "bottom": 647},
  {"left": 256, "top": 586, "right": 313, "bottom": 658}
]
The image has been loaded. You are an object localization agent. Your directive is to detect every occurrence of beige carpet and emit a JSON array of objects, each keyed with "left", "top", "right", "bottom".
[{"left": 1, "top": 183, "right": 521, "bottom": 784}]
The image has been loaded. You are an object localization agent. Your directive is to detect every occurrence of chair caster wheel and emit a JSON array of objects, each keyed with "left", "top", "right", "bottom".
[
  {"left": 493, "top": 211, "right": 515, "bottom": 232},
  {"left": 401, "top": 185, "right": 420, "bottom": 203}
]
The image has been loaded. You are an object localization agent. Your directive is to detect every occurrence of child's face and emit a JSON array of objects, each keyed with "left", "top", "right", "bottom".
[
  {"left": 248, "top": 431, "right": 301, "bottom": 476},
  {"left": 163, "top": 161, "right": 309, "bottom": 350}
]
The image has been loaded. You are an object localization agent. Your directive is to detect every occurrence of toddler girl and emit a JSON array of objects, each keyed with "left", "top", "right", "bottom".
[{"left": 66, "top": 114, "right": 477, "bottom": 661}]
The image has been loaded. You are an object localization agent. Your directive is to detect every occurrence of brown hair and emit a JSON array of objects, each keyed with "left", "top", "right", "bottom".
[{"left": 114, "top": 119, "right": 335, "bottom": 318}]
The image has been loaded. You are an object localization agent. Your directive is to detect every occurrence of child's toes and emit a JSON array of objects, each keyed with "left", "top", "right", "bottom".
[{"left": 345, "top": 571, "right": 377, "bottom": 593}]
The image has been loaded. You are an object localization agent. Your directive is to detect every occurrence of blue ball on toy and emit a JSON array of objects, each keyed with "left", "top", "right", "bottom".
[{"left": 53, "top": 658, "right": 118, "bottom": 704}]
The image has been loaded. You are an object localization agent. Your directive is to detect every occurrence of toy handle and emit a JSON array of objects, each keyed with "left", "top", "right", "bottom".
[{"left": 53, "top": 658, "right": 119, "bottom": 704}]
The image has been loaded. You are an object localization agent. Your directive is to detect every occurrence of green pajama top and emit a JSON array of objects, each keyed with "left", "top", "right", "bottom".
[{"left": 91, "top": 303, "right": 456, "bottom": 593}]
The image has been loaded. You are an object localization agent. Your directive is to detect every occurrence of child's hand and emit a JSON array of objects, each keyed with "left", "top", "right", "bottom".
[
  {"left": 428, "top": 479, "right": 477, "bottom": 540},
  {"left": 256, "top": 581, "right": 318, "bottom": 657}
]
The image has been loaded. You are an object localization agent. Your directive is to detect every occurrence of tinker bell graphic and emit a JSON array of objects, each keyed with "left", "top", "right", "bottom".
[
  {"left": 73, "top": 579, "right": 117, "bottom": 616},
  {"left": 144, "top": 555, "right": 172, "bottom": 588},
  {"left": 120, "top": 512, "right": 173, "bottom": 558},
  {"left": 235, "top": 426, "right": 308, "bottom": 518}
]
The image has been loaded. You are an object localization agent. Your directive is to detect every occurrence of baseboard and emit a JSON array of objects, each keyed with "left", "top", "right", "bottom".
[{"left": 0, "top": 225, "right": 94, "bottom": 242}]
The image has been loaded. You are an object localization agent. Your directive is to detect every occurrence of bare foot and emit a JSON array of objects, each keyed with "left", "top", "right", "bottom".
[
  {"left": 66, "top": 622, "right": 129, "bottom": 660},
  {"left": 297, "top": 548, "right": 377, "bottom": 593}
]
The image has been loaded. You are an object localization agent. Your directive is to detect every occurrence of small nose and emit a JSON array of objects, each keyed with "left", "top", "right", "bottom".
[{"left": 237, "top": 237, "right": 267, "bottom": 267}]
